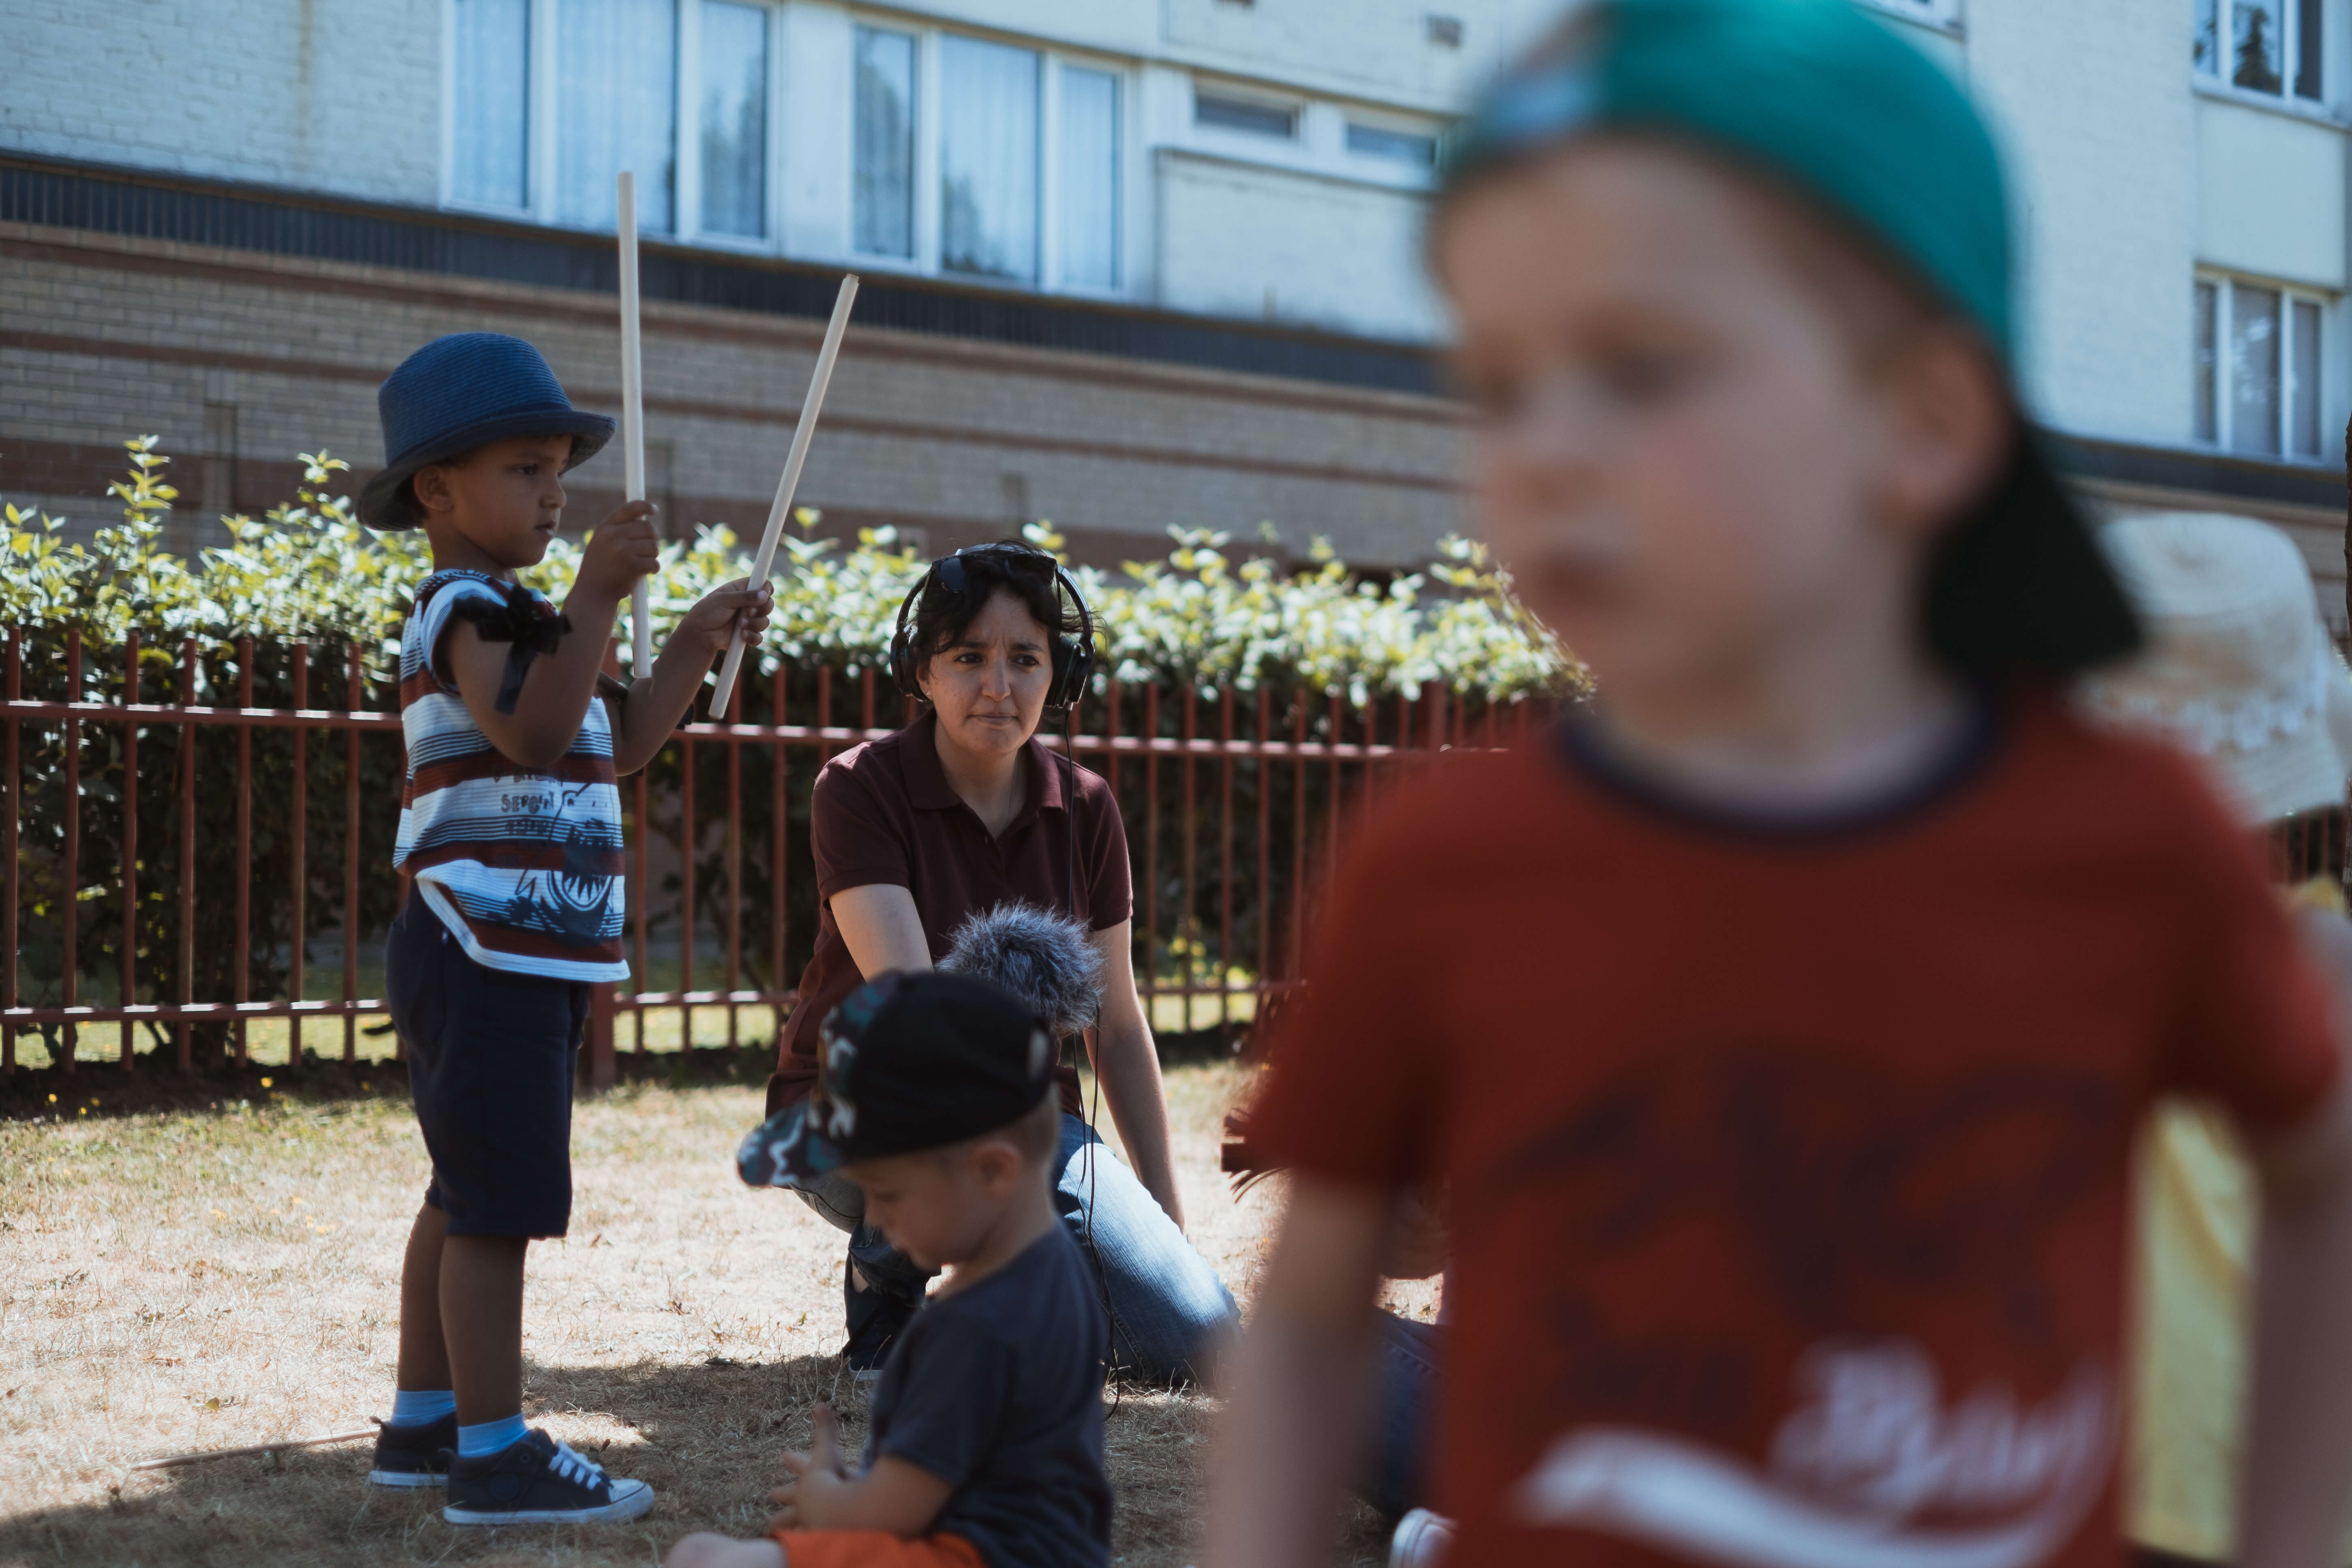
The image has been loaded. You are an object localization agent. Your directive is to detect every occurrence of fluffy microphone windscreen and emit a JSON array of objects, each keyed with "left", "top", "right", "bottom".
[{"left": 940, "top": 902, "right": 1106, "bottom": 1039}]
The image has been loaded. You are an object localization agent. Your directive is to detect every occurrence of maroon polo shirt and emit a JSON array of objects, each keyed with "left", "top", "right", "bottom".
[{"left": 766, "top": 708, "right": 1134, "bottom": 1118}]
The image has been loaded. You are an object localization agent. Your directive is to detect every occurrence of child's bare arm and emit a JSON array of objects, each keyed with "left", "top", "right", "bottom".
[
  {"left": 1205, "top": 1176, "right": 1390, "bottom": 1568},
  {"left": 444, "top": 500, "right": 659, "bottom": 768},
  {"left": 2238, "top": 912, "right": 2352, "bottom": 1568},
  {"left": 608, "top": 577, "right": 775, "bottom": 776},
  {"left": 766, "top": 1405, "right": 953, "bottom": 1537}
]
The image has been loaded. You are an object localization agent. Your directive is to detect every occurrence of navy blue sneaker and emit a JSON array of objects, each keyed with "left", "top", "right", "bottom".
[
  {"left": 442, "top": 1427, "right": 653, "bottom": 1525},
  {"left": 367, "top": 1412, "right": 456, "bottom": 1488}
]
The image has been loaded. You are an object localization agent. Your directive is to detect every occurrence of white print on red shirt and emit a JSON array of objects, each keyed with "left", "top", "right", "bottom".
[{"left": 1513, "top": 1339, "right": 2113, "bottom": 1568}]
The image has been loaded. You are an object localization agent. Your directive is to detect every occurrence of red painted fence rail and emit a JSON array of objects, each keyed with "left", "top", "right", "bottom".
[{"left": 2, "top": 625, "right": 1557, "bottom": 1088}]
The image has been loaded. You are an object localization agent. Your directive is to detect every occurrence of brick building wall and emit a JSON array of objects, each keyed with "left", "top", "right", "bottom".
[
  {"left": 0, "top": 213, "right": 1463, "bottom": 568},
  {"left": 1, "top": 0, "right": 441, "bottom": 206}
]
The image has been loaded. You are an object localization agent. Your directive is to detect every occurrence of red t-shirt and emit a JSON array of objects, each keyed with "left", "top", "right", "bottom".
[
  {"left": 766, "top": 709, "right": 1134, "bottom": 1119},
  {"left": 1251, "top": 687, "right": 2337, "bottom": 1568}
]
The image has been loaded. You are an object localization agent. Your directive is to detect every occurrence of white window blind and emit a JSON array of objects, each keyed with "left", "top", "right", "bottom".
[
  {"left": 698, "top": 0, "right": 768, "bottom": 237},
  {"left": 452, "top": 0, "right": 531, "bottom": 209},
  {"left": 939, "top": 35, "right": 1040, "bottom": 282},
  {"left": 555, "top": 0, "right": 679, "bottom": 232},
  {"left": 1059, "top": 66, "right": 1119, "bottom": 290},
  {"left": 854, "top": 26, "right": 916, "bottom": 258},
  {"left": 2196, "top": 275, "right": 2327, "bottom": 459}
]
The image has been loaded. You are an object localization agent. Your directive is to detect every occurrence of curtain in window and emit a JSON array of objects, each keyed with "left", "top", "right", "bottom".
[
  {"left": 2291, "top": 297, "right": 2322, "bottom": 458},
  {"left": 1059, "top": 67, "right": 1118, "bottom": 290},
  {"left": 556, "top": 0, "right": 678, "bottom": 232},
  {"left": 2234, "top": 0, "right": 2285, "bottom": 93},
  {"left": 854, "top": 28, "right": 916, "bottom": 257},
  {"left": 452, "top": 0, "right": 530, "bottom": 208},
  {"left": 699, "top": 1, "right": 767, "bottom": 237},
  {"left": 2230, "top": 282, "right": 2282, "bottom": 456},
  {"left": 939, "top": 35, "right": 1039, "bottom": 282},
  {"left": 2194, "top": 281, "right": 2218, "bottom": 444}
]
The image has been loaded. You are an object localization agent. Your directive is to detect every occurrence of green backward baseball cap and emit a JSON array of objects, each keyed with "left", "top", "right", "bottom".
[{"left": 1441, "top": 0, "right": 2141, "bottom": 676}]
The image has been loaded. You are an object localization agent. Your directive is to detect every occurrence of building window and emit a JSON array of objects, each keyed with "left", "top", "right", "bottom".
[
  {"left": 1196, "top": 90, "right": 1297, "bottom": 139},
  {"left": 1059, "top": 66, "right": 1120, "bottom": 290},
  {"left": 554, "top": 0, "right": 679, "bottom": 232},
  {"left": 698, "top": 1, "right": 768, "bottom": 237},
  {"left": 939, "top": 35, "right": 1041, "bottom": 282},
  {"left": 850, "top": 26, "right": 1123, "bottom": 293},
  {"left": 2196, "top": 275, "right": 2327, "bottom": 459},
  {"left": 451, "top": 0, "right": 531, "bottom": 209},
  {"left": 449, "top": 0, "right": 781, "bottom": 240},
  {"left": 1347, "top": 122, "right": 1435, "bottom": 164},
  {"left": 854, "top": 26, "right": 917, "bottom": 259},
  {"left": 2196, "top": 0, "right": 2324, "bottom": 101}
]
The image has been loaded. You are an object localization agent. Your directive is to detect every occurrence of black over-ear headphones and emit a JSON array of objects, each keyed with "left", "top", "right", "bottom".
[{"left": 887, "top": 543, "right": 1096, "bottom": 710}]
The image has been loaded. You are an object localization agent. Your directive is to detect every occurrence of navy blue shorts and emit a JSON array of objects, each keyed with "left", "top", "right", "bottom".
[{"left": 385, "top": 892, "right": 587, "bottom": 1239}]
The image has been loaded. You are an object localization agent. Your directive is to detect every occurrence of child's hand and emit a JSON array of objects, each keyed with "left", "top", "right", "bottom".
[
  {"left": 666, "top": 577, "right": 777, "bottom": 666},
  {"left": 768, "top": 1403, "right": 847, "bottom": 1531},
  {"left": 574, "top": 500, "right": 662, "bottom": 603}
]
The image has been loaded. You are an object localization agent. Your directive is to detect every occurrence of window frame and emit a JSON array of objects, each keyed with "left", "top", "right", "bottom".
[
  {"left": 439, "top": 0, "right": 786, "bottom": 251},
  {"left": 2195, "top": 269, "right": 2333, "bottom": 463},
  {"left": 436, "top": 2, "right": 1133, "bottom": 297},
  {"left": 2195, "top": 0, "right": 2330, "bottom": 108},
  {"left": 843, "top": 18, "right": 1134, "bottom": 297}
]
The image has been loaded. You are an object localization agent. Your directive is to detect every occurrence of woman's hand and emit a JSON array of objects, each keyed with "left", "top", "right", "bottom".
[{"left": 1087, "top": 920, "right": 1185, "bottom": 1230}]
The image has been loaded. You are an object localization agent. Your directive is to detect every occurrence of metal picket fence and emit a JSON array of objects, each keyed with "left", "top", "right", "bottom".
[{"left": 1, "top": 625, "right": 1556, "bottom": 1087}]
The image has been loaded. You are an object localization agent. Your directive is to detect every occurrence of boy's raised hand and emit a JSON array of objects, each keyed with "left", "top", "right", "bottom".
[
  {"left": 668, "top": 576, "right": 777, "bottom": 665},
  {"left": 574, "top": 499, "right": 662, "bottom": 603}
]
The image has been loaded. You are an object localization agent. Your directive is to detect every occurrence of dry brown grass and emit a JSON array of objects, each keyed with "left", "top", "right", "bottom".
[{"left": 0, "top": 1057, "right": 1427, "bottom": 1567}]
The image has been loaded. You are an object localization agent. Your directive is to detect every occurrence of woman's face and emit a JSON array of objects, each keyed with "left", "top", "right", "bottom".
[{"left": 917, "top": 588, "right": 1053, "bottom": 761}]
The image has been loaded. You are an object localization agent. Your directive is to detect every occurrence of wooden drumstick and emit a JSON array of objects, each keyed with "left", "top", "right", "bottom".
[{"left": 707, "top": 273, "right": 859, "bottom": 719}]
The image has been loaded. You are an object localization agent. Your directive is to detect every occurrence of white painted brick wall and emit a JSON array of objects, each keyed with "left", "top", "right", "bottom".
[
  {"left": 0, "top": 0, "right": 440, "bottom": 205},
  {"left": 1967, "top": 0, "right": 2203, "bottom": 448},
  {"left": 1156, "top": 152, "right": 1440, "bottom": 340}
]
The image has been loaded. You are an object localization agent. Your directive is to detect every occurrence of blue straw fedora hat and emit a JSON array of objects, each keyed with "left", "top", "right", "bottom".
[{"left": 360, "top": 333, "right": 616, "bottom": 530}]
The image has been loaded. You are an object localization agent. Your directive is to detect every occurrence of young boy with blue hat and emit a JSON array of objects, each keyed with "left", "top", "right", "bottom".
[
  {"left": 363, "top": 331, "right": 776, "bottom": 1525},
  {"left": 663, "top": 970, "right": 1111, "bottom": 1568},
  {"left": 1209, "top": 3, "right": 2352, "bottom": 1566}
]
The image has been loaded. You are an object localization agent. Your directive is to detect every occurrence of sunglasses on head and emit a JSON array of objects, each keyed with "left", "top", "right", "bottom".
[{"left": 936, "top": 544, "right": 1058, "bottom": 596}]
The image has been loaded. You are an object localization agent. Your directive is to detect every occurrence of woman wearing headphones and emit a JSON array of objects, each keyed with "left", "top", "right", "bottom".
[{"left": 765, "top": 542, "right": 1237, "bottom": 1381}]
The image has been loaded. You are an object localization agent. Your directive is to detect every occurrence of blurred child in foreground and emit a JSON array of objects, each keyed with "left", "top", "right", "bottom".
[
  {"left": 2080, "top": 512, "right": 2352, "bottom": 1565},
  {"left": 670, "top": 971, "right": 1111, "bottom": 1568},
  {"left": 1206, "top": 2, "right": 2352, "bottom": 1566}
]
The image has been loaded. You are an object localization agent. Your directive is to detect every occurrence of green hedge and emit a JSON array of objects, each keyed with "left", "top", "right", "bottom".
[
  {"left": 4, "top": 438, "right": 1586, "bottom": 704},
  {"left": 2, "top": 440, "right": 1583, "bottom": 1064}
]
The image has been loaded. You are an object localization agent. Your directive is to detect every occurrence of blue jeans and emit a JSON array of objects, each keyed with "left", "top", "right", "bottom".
[
  {"left": 1369, "top": 1311, "right": 1440, "bottom": 1516},
  {"left": 792, "top": 1112, "right": 1238, "bottom": 1384}
]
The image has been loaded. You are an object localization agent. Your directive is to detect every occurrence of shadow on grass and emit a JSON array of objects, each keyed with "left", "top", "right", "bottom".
[
  {"left": 0, "top": 1352, "right": 861, "bottom": 1568},
  {"left": 0, "top": 1042, "right": 798, "bottom": 1123}
]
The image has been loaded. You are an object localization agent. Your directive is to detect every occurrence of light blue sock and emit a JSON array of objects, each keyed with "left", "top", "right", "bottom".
[
  {"left": 390, "top": 1388, "right": 455, "bottom": 1427},
  {"left": 458, "top": 1413, "right": 528, "bottom": 1458}
]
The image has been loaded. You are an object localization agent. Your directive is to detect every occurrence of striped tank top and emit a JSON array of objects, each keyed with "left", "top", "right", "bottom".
[{"left": 393, "top": 570, "right": 629, "bottom": 982}]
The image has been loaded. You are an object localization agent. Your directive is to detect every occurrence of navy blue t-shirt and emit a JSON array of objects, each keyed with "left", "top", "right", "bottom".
[{"left": 865, "top": 1225, "right": 1111, "bottom": 1568}]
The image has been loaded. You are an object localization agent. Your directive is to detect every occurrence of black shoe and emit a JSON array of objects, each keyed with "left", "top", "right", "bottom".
[
  {"left": 442, "top": 1427, "right": 653, "bottom": 1526},
  {"left": 367, "top": 1412, "right": 457, "bottom": 1488}
]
